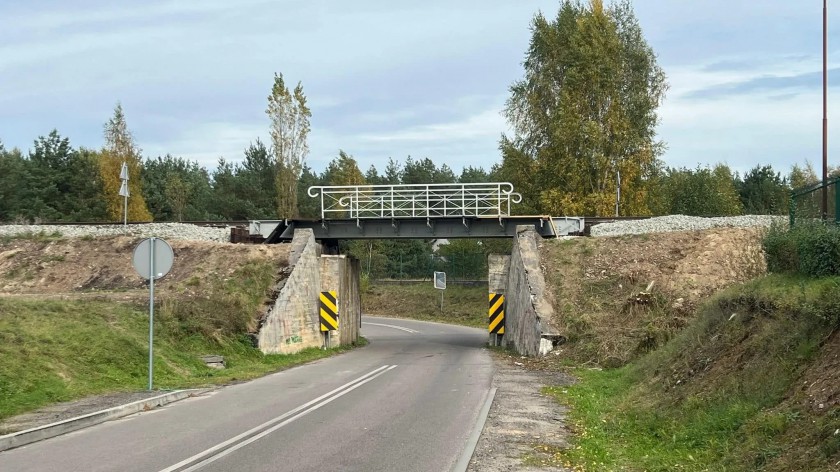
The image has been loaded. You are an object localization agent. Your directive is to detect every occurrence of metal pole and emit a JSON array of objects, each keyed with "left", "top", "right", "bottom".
[
  {"left": 824, "top": 0, "right": 829, "bottom": 219},
  {"left": 615, "top": 170, "right": 621, "bottom": 217},
  {"left": 124, "top": 194, "right": 128, "bottom": 226},
  {"left": 440, "top": 290, "right": 444, "bottom": 314},
  {"left": 148, "top": 237, "right": 155, "bottom": 391}
]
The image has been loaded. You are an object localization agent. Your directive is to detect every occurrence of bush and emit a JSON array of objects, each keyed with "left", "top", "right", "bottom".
[
  {"left": 763, "top": 222, "right": 799, "bottom": 273},
  {"left": 764, "top": 221, "right": 840, "bottom": 277}
]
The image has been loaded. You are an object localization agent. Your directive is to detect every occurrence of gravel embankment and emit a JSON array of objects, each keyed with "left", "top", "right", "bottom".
[
  {"left": 591, "top": 214, "right": 787, "bottom": 237},
  {"left": 0, "top": 223, "right": 232, "bottom": 242}
]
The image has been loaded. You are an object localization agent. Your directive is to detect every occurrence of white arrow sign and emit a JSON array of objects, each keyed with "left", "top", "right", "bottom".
[
  {"left": 119, "top": 162, "right": 129, "bottom": 180},
  {"left": 118, "top": 180, "right": 130, "bottom": 197}
]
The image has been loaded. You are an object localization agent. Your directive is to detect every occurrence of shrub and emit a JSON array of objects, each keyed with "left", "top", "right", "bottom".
[
  {"left": 763, "top": 222, "right": 798, "bottom": 273},
  {"left": 764, "top": 221, "right": 840, "bottom": 277}
]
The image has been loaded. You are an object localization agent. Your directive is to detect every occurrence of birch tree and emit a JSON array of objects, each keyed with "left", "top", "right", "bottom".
[
  {"left": 501, "top": 0, "right": 667, "bottom": 216},
  {"left": 266, "top": 73, "right": 311, "bottom": 218}
]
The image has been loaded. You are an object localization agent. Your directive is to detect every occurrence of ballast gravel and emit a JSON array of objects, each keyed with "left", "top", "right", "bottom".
[
  {"left": 590, "top": 214, "right": 787, "bottom": 237},
  {"left": 0, "top": 223, "right": 232, "bottom": 242}
]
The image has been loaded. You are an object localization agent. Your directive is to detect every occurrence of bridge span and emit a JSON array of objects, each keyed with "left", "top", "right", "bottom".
[{"left": 247, "top": 182, "right": 584, "bottom": 242}]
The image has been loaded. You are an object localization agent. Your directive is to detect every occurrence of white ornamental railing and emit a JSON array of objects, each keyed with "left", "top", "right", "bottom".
[{"left": 307, "top": 182, "right": 522, "bottom": 221}]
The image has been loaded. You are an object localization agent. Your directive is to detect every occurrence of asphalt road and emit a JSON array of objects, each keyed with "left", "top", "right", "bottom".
[{"left": 0, "top": 316, "right": 494, "bottom": 472}]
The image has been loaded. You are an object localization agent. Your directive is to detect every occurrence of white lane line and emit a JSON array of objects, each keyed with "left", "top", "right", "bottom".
[
  {"left": 363, "top": 322, "right": 420, "bottom": 334},
  {"left": 159, "top": 365, "right": 397, "bottom": 472}
]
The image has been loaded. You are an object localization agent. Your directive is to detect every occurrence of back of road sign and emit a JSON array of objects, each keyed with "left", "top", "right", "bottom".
[
  {"left": 132, "top": 238, "right": 174, "bottom": 280},
  {"left": 434, "top": 271, "right": 446, "bottom": 290}
]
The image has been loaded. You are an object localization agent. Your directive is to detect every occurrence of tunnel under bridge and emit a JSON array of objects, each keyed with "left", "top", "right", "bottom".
[{"left": 251, "top": 183, "right": 570, "bottom": 357}]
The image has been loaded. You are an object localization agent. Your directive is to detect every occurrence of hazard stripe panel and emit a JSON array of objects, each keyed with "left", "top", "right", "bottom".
[
  {"left": 488, "top": 293, "right": 505, "bottom": 334},
  {"left": 320, "top": 290, "right": 339, "bottom": 331}
]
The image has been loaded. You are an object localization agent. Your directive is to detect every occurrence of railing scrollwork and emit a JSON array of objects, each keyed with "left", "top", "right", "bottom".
[{"left": 307, "top": 182, "right": 522, "bottom": 222}]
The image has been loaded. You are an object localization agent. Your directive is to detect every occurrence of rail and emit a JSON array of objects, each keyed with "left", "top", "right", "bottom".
[{"left": 307, "top": 183, "right": 522, "bottom": 222}]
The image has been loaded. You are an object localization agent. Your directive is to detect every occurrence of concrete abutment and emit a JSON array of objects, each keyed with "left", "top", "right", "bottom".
[
  {"left": 489, "top": 225, "right": 562, "bottom": 357},
  {"left": 256, "top": 225, "right": 557, "bottom": 358},
  {"left": 257, "top": 229, "right": 361, "bottom": 354}
]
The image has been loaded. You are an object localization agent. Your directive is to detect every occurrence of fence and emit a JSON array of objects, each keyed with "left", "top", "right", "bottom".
[
  {"left": 363, "top": 252, "right": 488, "bottom": 281},
  {"left": 790, "top": 177, "right": 840, "bottom": 226}
]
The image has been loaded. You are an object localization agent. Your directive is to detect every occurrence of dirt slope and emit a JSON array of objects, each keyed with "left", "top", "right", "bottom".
[
  {"left": 541, "top": 227, "right": 766, "bottom": 365},
  {"left": 0, "top": 236, "right": 290, "bottom": 299}
]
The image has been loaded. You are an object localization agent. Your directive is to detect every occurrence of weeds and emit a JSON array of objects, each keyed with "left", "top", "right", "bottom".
[
  {"left": 550, "top": 274, "right": 840, "bottom": 471},
  {"left": 159, "top": 259, "right": 276, "bottom": 338},
  {"left": 0, "top": 230, "right": 63, "bottom": 244}
]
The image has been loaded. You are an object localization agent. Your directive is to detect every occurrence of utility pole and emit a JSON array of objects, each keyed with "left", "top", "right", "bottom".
[{"left": 823, "top": 0, "right": 829, "bottom": 219}]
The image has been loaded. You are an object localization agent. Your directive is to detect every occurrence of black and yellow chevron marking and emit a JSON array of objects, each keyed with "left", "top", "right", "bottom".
[
  {"left": 319, "top": 290, "right": 339, "bottom": 332},
  {"left": 488, "top": 293, "right": 505, "bottom": 334}
]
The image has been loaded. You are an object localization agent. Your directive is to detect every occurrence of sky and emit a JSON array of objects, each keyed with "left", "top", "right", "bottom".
[{"left": 1, "top": 0, "right": 839, "bottom": 178}]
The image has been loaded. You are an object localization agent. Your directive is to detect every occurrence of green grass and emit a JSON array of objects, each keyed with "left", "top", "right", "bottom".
[
  {"left": 0, "top": 297, "right": 364, "bottom": 420},
  {"left": 0, "top": 258, "right": 367, "bottom": 421},
  {"left": 544, "top": 274, "right": 840, "bottom": 471},
  {"left": 362, "top": 282, "right": 487, "bottom": 328}
]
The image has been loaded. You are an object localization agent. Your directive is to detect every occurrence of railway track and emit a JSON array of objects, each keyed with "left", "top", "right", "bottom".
[
  {"left": 34, "top": 220, "right": 250, "bottom": 228},
  {"left": 31, "top": 217, "right": 646, "bottom": 237},
  {"left": 581, "top": 216, "right": 651, "bottom": 235}
]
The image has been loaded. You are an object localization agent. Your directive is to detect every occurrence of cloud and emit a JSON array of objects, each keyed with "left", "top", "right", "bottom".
[
  {"left": 142, "top": 121, "right": 266, "bottom": 169},
  {"left": 358, "top": 108, "right": 505, "bottom": 143},
  {"left": 701, "top": 55, "right": 811, "bottom": 73},
  {"left": 683, "top": 69, "right": 840, "bottom": 100}
]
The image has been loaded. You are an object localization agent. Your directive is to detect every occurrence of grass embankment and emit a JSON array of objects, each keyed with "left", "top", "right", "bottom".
[
  {"left": 362, "top": 281, "right": 487, "bottom": 328},
  {"left": 539, "top": 274, "right": 840, "bottom": 471},
  {"left": 0, "top": 259, "right": 363, "bottom": 421}
]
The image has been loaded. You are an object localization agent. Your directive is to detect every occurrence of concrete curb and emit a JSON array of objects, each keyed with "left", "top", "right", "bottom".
[
  {"left": 0, "top": 389, "right": 203, "bottom": 453},
  {"left": 454, "top": 387, "right": 497, "bottom": 472}
]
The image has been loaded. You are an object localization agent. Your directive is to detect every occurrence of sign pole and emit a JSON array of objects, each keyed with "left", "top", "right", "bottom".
[
  {"left": 132, "top": 237, "right": 173, "bottom": 392},
  {"left": 148, "top": 237, "right": 155, "bottom": 391},
  {"left": 119, "top": 161, "right": 129, "bottom": 226}
]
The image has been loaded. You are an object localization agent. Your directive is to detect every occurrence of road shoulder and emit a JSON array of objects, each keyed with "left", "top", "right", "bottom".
[{"left": 468, "top": 352, "right": 573, "bottom": 472}]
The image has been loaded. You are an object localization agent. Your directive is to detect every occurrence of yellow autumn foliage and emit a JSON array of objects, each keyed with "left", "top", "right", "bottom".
[
  {"left": 98, "top": 150, "right": 152, "bottom": 222},
  {"left": 99, "top": 103, "right": 152, "bottom": 222}
]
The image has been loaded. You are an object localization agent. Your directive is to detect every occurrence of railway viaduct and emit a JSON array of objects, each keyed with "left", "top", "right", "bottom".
[{"left": 249, "top": 183, "right": 577, "bottom": 357}]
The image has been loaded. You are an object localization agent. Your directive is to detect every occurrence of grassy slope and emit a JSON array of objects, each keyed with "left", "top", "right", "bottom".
[
  {"left": 361, "top": 281, "right": 487, "bottom": 328},
  {"left": 544, "top": 274, "right": 840, "bottom": 471},
  {"left": 0, "top": 259, "right": 363, "bottom": 421}
]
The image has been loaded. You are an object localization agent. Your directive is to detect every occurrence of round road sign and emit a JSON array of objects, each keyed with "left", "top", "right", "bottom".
[{"left": 132, "top": 238, "right": 174, "bottom": 280}]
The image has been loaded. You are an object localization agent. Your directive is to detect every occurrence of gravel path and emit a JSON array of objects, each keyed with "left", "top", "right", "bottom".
[
  {"left": 468, "top": 356, "right": 573, "bottom": 471},
  {"left": 591, "top": 214, "right": 786, "bottom": 237},
  {"left": 0, "top": 223, "right": 232, "bottom": 242}
]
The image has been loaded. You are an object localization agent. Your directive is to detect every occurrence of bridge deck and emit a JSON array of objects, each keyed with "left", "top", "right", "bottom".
[{"left": 253, "top": 216, "right": 584, "bottom": 243}]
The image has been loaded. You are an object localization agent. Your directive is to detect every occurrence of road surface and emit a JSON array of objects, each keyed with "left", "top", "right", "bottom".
[{"left": 0, "top": 316, "right": 494, "bottom": 472}]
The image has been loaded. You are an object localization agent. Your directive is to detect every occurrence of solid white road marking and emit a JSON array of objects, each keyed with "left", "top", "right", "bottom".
[
  {"left": 363, "top": 322, "right": 420, "bottom": 334},
  {"left": 159, "top": 365, "right": 397, "bottom": 472}
]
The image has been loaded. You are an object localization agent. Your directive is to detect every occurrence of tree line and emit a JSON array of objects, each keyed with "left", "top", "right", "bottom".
[{"left": 0, "top": 122, "right": 821, "bottom": 224}]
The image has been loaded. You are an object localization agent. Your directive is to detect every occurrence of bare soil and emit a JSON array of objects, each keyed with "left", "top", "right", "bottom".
[
  {"left": 0, "top": 236, "right": 289, "bottom": 299},
  {"left": 541, "top": 227, "right": 766, "bottom": 365}
]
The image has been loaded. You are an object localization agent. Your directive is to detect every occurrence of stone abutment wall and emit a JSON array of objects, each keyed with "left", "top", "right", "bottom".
[
  {"left": 497, "top": 225, "right": 562, "bottom": 356},
  {"left": 258, "top": 229, "right": 362, "bottom": 354}
]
